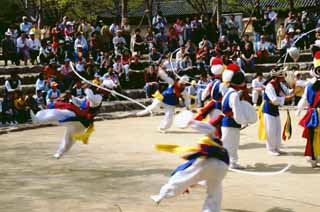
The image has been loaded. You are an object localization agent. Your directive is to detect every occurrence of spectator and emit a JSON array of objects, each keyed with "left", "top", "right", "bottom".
[
  {"left": 14, "top": 91, "right": 28, "bottom": 123},
  {"left": 240, "top": 43, "right": 255, "bottom": 73},
  {"left": 121, "top": 18, "right": 131, "bottom": 48},
  {"left": 1, "top": 93, "right": 17, "bottom": 125},
  {"left": 28, "top": 32, "right": 41, "bottom": 65},
  {"left": 74, "top": 44, "right": 85, "bottom": 62},
  {"left": 176, "top": 45, "right": 187, "bottom": 62},
  {"left": 59, "top": 16, "right": 69, "bottom": 31},
  {"left": 1, "top": 31, "right": 17, "bottom": 66},
  {"left": 186, "top": 80, "right": 198, "bottom": 106},
  {"left": 184, "top": 17, "right": 192, "bottom": 42},
  {"left": 198, "top": 36, "right": 213, "bottom": 49},
  {"left": 7, "top": 24, "right": 19, "bottom": 44},
  {"left": 25, "top": 91, "right": 39, "bottom": 113},
  {"left": 71, "top": 80, "right": 85, "bottom": 97},
  {"left": 219, "top": 17, "right": 229, "bottom": 38},
  {"left": 256, "top": 35, "right": 270, "bottom": 59},
  {"left": 35, "top": 90, "right": 46, "bottom": 109},
  {"left": 264, "top": 5, "right": 277, "bottom": 43},
  {"left": 191, "top": 16, "right": 202, "bottom": 44},
  {"left": 58, "top": 89, "right": 72, "bottom": 103},
  {"left": 152, "top": 11, "right": 167, "bottom": 34},
  {"left": 178, "top": 53, "right": 193, "bottom": 75},
  {"left": 185, "top": 40, "right": 197, "bottom": 62},
  {"left": 284, "top": 11, "right": 296, "bottom": 33},
  {"left": 240, "top": 34, "right": 254, "bottom": 53},
  {"left": 276, "top": 23, "right": 286, "bottom": 49},
  {"left": 145, "top": 26, "right": 156, "bottom": 52},
  {"left": 251, "top": 72, "right": 265, "bottom": 106},
  {"left": 196, "top": 73, "right": 209, "bottom": 107},
  {"left": 149, "top": 47, "right": 162, "bottom": 65},
  {"left": 173, "top": 18, "right": 184, "bottom": 46},
  {"left": 19, "top": 16, "right": 32, "bottom": 34},
  {"left": 16, "top": 32, "right": 32, "bottom": 65},
  {"left": 29, "top": 22, "right": 41, "bottom": 40},
  {"left": 168, "top": 27, "right": 179, "bottom": 52},
  {"left": 109, "top": 19, "right": 120, "bottom": 37},
  {"left": 100, "top": 24, "right": 113, "bottom": 51},
  {"left": 228, "top": 15, "right": 240, "bottom": 44},
  {"left": 102, "top": 65, "right": 121, "bottom": 97},
  {"left": 280, "top": 33, "right": 294, "bottom": 56},
  {"left": 39, "top": 41, "right": 54, "bottom": 64},
  {"left": 5, "top": 72, "right": 22, "bottom": 94},
  {"left": 144, "top": 64, "right": 159, "bottom": 98},
  {"left": 46, "top": 81, "right": 61, "bottom": 105},
  {"left": 74, "top": 32, "right": 88, "bottom": 52},
  {"left": 35, "top": 73, "right": 48, "bottom": 95},
  {"left": 132, "top": 28, "right": 145, "bottom": 54},
  {"left": 129, "top": 53, "right": 148, "bottom": 71},
  {"left": 155, "top": 27, "right": 168, "bottom": 53},
  {"left": 112, "top": 30, "right": 126, "bottom": 56}
]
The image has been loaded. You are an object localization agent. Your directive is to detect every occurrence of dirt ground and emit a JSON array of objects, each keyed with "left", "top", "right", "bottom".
[{"left": 1, "top": 111, "right": 320, "bottom": 212}]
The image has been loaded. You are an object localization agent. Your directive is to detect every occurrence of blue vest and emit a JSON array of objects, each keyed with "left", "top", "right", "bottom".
[
  {"left": 162, "top": 86, "right": 179, "bottom": 106},
  {"left": 221, "top": 90, "right": 241, "bottom": 128},
  {"left": 211, "top": 80, "right": 222, "bottom": 101},
  {"left": 262, "top": 88, "right": 280, "bottom": 116},
  {"left": 306, "top": 85, "right": 320, "bottom": 108}
]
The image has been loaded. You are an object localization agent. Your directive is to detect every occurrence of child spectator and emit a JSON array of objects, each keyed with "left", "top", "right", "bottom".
[
  {"left": 144, "top": 65, "right": 159, "bottom": 98},
  {"left": 46, "top": 82, "right": 61, "bottom": 105},
  {"left": 14, "top": 91, "right": 28, "bottom": 123}
]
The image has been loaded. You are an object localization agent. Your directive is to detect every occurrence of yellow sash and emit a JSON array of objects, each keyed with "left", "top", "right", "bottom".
[
  {"left": 258, "top": 102, "right": 267, "bottom": 141},
  {"left": 152, "top": 90, "right": 164, "bottom": 101},
  {"left": 313, "top": 109, "right": 320, "bottom": 157},
  {"left": 72, "top": 124, "right": 95, "bottom": 144}
]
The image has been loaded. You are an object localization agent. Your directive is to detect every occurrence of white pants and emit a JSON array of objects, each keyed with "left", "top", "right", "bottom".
[
  {"left": 264, "top": 113, "right": 282, "bottom": 151},
  {"left": 55, "top": 122, "right": 85, "bottom": 158},
  {"left": 137, "top": 99, "right": 175, "bottom": 130},
  {"left": 221, "top": 127, "right": 240, "bottom": 164},
  {"left": 35, "top": 109, "right": 84, "bottom": 158},
  {"left": 154, "top": 158, "right": 228, "bottom": 212},
  {"left": 252, "top": 90, "right": 263, "bottom": 104}
]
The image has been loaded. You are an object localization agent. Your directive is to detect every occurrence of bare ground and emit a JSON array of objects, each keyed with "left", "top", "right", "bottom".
[{"left": 0, "top": 111, "right": 320, "bottom": 212}]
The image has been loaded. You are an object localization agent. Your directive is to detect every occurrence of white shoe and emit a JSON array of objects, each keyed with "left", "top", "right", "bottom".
[
  {"left": 230, "top": 163, "right": 245, "bottom": 170},
  {"left": 158, "top": 128, "right": 166, "bottom": 134},
  {"left": 268, "top": 150, "right": 280, "bottom": 156},
  {"left": 150, "top": 195, "right": 162, "bottom": 204},
  {"left": 53, "top": 153, "right": 61, "bottom": 159}
]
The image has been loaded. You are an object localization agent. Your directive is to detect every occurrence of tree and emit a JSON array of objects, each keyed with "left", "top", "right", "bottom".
[{"left": 121, "top": 0, "right": 128, "bottom": 24}]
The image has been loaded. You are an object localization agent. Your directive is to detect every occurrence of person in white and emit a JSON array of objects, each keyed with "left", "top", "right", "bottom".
[
  {"left": 28, "top": 32, "right": 41, "bottom": 64},
  {"left": 136, "top": 69, "right": 190, "bottom": 133},
  {"left": 31, "top": 87, "right": 102, "bottom": 159},
  {"left": 151, "top": 121, "right": 229, "bottom": 212},
  {"left": 74, "top": 32, "right": 88, "bottom": 51},
  {"left": 262, "top": 69, "right": 294, "bottom": 156},
  {"left": 220, "top": 64, "right": 257, "bottom": 169},
  {"left": 252, "top": 72, "right": 266, "bottom": 106}
]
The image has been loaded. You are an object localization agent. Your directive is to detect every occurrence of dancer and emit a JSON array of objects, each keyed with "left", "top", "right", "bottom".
[
  {"left": 297, "top": 57, "right": 320, "bottom": 167},
  {"left": 31, "top": 85, "right": 102, "bottom": 159},
  {"left": 261, "top": 69, "right": 294, "bottom": 156},
  {"left": 194, "top": 57, "right": 226, "bottom": 121},
  {"left": 136, "top": 69, "right": 190, "bottom": 133},
  {"left": 220, "top": 63, "right": 257, "bottom": 169},
  {"left": 151, "top": 122, "right": 229, "bottom": 212}
]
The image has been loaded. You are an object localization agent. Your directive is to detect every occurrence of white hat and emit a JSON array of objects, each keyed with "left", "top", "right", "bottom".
[
  {"left": 29, "top": 31, "right": 35, "bottom": 35},
  {"left": 222, "top": 63, "right": 240, "bottom": 83},
  {"left": 210, "top": 57, "right": 224, "bottom": 75},
  {"left": 66, "top": 21, "right": 73, "bottom": 25},
  {"left": 288, "top": 28, "right": 295, "bottom": 33},
  {"left": 76, "top": 44, "right": 83, "bottom": 48},
  {"left": 179, "top": 75, "right": 189, "bottom": 84},
  {"left": 5, "top": 31, "right": 12, "bottom": 36}
]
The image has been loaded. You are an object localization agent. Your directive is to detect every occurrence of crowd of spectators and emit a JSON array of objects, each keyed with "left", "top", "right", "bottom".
[{"left": 1, "top": 7, "right": 320, "bottom": 125}]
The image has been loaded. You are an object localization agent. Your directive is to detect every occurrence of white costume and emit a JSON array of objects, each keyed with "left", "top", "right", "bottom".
[
  {"left": 31, "top": 88, "right": 102, "bottom": 159},
  {"left": 151, "top": 122, "right": 229, "bottom": 212},
  {"left": 137, "top": 72, "right": 190, "bottom": 132}
]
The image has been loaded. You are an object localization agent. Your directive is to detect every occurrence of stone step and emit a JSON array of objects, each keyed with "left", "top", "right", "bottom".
[
  {"left": 99, "top": 98, "right": 152, "bottom": 113},
  {"left": 254, "top": 61, "right": 313, "bottom": 73},
  {"left": 254, "top": 52, "right": 312, "bottom": 64}
]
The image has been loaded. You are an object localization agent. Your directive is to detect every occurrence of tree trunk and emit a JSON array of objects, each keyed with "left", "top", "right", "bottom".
[
  {"left": 121, "top": 0, "right": 128, "bottom": 24},
  {"left": 216, "top": 0, "right": 222, "bottom": 26},
  {"left": 114, "top": 0, "right": 121, "bottom": 19},
  {"left": 289, "top": 0, "right": 294, "bottom": 11},
  {"left": 145, "top": 0, "right": 152, "bottom": 27}
]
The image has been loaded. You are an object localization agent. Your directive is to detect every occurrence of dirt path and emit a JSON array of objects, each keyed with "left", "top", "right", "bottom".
[{"left": 0, "top": 112, "right": 319, "bottom": 212}]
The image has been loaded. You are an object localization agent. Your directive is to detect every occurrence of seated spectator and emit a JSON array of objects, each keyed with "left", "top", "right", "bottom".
[
  {"left": 1, "top": 31, "right": 17, "bottom": 66},
  {"left": 276, "top": 23, "right": 286, "bottom": 49},
  {"left": 74, "top": 44, "right": 86, "bottom": 62},
  {"left": 145, "top": 26, "right": 156, "bottom": 52},
  {"left": 102, "top": 66, "right": 121, "bottom": 99},
  {"left": 241, "top": 43, "right": 255, "bottom": 73},
  {"left": 280, "top": 34, "right": 293, "bottom": 56},
  {"left": 149, "top": 47, "right": 162, "bottom": 65},
  {"left": 152, "top": 11, "right": 167, "bottom": 34},
  {"left": 5, "top": 72, "right": 22, "bottom": 94},
  {"left": 198, "top": 36, "right": 213, "bottom": 49},
  {"left": 35, "top": 73, "right": 48, "bottom": 96},
  {"left": 29, "top": 22, "right": 41, "bottom": 40},
  {"left": 186, "top": 80, "right": 198, "bottom": 107},
  {"left": 74, "top": 32, "right": 88, "bottom": 52},
  {"left": 251, "top": 72, "right": 265, "bottom": 106},
  {"left": 121, "top": 18, "right": 131, "bottom": 48},
  {"left": 185, "top": 40, "right": 197, "bottom": 62},
  {"left": 46, "top": 81, "right": 61, "bottom": 105},
  {"left": 35, "top": 90, "right": 46, "bottom": 110},
  {"left": 57, "top": 90, "right": 72, "bottom": 103},
  {"left": 178, "top": 53, "right": 193, "bottom": 75},
  {"left": 217, "top": 36, "right": 230, "bottom": 55},
  {"left": 129, "top": 53, "right": 148, "bottom": 71},
  {"left": 284, "top": 11, "right": 296, "bottom": 33},
  {"left": 240, "top": 34, "right": 254, "bottom": 52},
  {"left": 71, "top": 80, "right": 85, "bottom": 98},
  {"left": 28, "top": 32, "right": 41, "bottom": 65},
  {"left": 20, "top": 16, "right": 32, "bottom": 34},
  {"left": 1, "top": 93, "right": 17, "bottom": 125},
  {"left": 14, "top": 91, "right": 28, "bottom": 123},
  {"left": 59, "top": 58, "right": 74, "bottom": 88},
  {"left": 132, "top": 28, "right": 145, "bottom": 54},
  {"left": 113, "top": 55, "right": 129, "bottom": 82},
  {"left": 25, "top": 91, "right": 39, "bottom": 113},
  {"left": 168, "top": 27, "right": 179, "bottom": 52},
  {"left": 113, "top": 30, "right": 126, "bottom": 56},
  {"left": 176, "top": 45, "right": 187, "bottom": 62},
  {"left": 39, "top": 41, "right": 54, "bottom": 65},
  {"left": 144, "top": 64, "right": 159, "bottom": 98},
  {"left": 230, "top": 43, "right": 241, "bottom": 65},
  {"left": 256, "top": 35, "right": 270, "bottom": 59},
  {"left": 16, "top": 32, "right": 32, "bottom": 65},
  {"left": 92, "top": 73, "right": 102, "bottom": 86}
]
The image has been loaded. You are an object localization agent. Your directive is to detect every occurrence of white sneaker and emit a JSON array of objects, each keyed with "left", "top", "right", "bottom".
[
  {"left": 158, "top": 128, "right": 167, "bottom": 134},
  {"left": 53, "top": 153, "right": 61, "bottom": 159},
  {"left": 268, "top": 150, "right": 280, "bottom": 156},
  {"left": 230, "top": 163, "right": 245, "bottom": 170},
  {"left": 150, "top": 195, "right": 162, "bottom": 204}
]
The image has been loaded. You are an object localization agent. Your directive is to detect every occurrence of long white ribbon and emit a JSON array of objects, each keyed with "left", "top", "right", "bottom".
[{"left": 70, "top": 62, "right": 148, "bottom": 110}]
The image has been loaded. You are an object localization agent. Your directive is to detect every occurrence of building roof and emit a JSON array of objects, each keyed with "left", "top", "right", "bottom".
[{"left": 239, "top": 0, "right": 320, "bottom": 8}]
